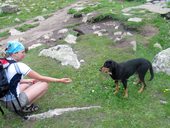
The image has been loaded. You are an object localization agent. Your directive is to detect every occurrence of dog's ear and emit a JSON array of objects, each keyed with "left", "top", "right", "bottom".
[
  {"left": 107, "top": 60, "right": 118, "bottom": 72},
  {"left": 104, "top": 60, "right": 113, "bottom": 68}
]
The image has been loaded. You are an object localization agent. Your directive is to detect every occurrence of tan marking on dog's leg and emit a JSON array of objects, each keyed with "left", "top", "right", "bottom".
[
  {"left": 114, "top": 82, "right": 119, "bottom": 95},
  {"left": 138, "top": 83, "right": 145, "bottom": 93},
  {"left": 136, "top": 80, "right": 142, "bottom": 85},
  {"left": 124, "top": 88, "right": 128, "bottom": 98}
]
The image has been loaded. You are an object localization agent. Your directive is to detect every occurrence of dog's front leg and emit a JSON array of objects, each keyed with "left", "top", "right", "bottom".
[
  {"left": 122, "top": 80, "right": 128, "bottom": 98},
  {"left": 114, "top": 80, "right": 119, "bottom": 95}
]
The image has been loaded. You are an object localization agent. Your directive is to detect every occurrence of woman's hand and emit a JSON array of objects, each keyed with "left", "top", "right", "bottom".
[
  {"left": 59, "top": 78, "right": 72, "bottom": 83},
  {"left": 20, "top": 79, "right": 38, "bottom": 84}
]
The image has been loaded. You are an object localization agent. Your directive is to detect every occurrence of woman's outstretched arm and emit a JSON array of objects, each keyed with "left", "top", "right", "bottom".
[{"left": 27, "top": 70, "right": 72, "bottom": 83}]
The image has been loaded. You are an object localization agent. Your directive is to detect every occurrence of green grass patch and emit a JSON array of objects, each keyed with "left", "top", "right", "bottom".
[
  {"left": 0, "top": 30, "right": 10, "bottom": 38},
  {"left": 67, "top": 8, "right": 78, "bottom": 14},
  {"left": 167, "top": 1, "right": 170, "bottom": 8},
  {"left": 15, "top": 23, "right": 39, "bottom": 32},
  {"left": 123, "top": 20, "right": 145, "bottom": 31},
  {"left": 0, "top": 0, "right": 76, "bottom": 29}
]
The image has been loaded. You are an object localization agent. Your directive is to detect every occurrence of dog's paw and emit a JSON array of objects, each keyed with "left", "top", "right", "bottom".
[
  {"left": 113, "top": 91, "right": 118, "bottom": 95},
  {"left": 123, "top": 94, "right": 128, "bottom": 98},
  {"left": 138, "top": 88, "right": 144, "bottom": 93},
  {"left": 138, "top": 90, "right": 143, "bottom": 93}
]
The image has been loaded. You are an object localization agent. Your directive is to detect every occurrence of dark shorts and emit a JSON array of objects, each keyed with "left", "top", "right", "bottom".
[{"left": 0, "top": 92, "right": 29, "bottom": 111}]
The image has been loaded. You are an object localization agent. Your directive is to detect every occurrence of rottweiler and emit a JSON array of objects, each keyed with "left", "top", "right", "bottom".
[{"left": 100, "top": 58, "right": 154, "bottom": 98}]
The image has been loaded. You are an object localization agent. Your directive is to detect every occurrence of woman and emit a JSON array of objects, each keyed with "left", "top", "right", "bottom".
[{"left": 0, "top": 41, "right": 72, "bottom": 113}]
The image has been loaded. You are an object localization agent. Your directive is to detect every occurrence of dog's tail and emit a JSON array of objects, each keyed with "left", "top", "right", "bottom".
[{"left": 149, "top": 62, "right": 154, "bottom": 81}]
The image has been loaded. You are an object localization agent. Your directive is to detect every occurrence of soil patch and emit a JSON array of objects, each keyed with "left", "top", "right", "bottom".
[{"left": 140, "top": 25, "right": 159, "bottom": 37}]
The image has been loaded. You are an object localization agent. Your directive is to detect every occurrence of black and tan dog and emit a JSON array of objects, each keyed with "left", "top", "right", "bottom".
[{"left": 100, "top": 58, "right": 154, "bottom": 98}]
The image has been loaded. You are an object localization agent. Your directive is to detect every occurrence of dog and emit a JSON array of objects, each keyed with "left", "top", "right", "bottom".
[{"left": 99, "top": 58, "right": 154, "bottom": 98}]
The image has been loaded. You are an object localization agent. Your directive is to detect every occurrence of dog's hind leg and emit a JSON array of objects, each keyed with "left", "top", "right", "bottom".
[
  {"left": 136, "top": 79, "right": 142, "bottom": 85},
  {"left": 114, "top": 80, "right": 119, "bottom": 95},
  {"left": 138, "top": 70, "right": 147, "bottom": 93},
  {"left": 138, "top": 81, "right": 146, "bottom": 93},
  {"left": 136, "top": 74, "right": 142, "bottom": 85},
  {"left": 122, "top": 80, "right": 128, "bottom": 98},
  {"left": 138, "top": 80, "right": 146, "bottom": 93}
]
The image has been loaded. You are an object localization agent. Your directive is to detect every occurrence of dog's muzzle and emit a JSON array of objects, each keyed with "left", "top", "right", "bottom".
[{"left": 99, "top": 67, "right": 112, "bottom": 75}]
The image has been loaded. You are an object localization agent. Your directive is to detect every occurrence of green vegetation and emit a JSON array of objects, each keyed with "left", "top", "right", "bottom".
[
  {"left": 0, "top": 0, "right": 170, "bottom": 128},
  {"left": 167, "top": 1, "right": 170, "bottom": 8},
  {"left": 0, "top": 0, "right": 76, "bottom": 29},
  {"left": 125, "top": 0, "right": 146, "bottom": 2},
  {"left": 15, "top": 23, "right": 39, "bottom": 32},
  {"left": 0, "top": 30, "right": 9, "bottom": 38}
]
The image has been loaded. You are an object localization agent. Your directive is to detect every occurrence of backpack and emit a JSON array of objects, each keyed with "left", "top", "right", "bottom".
[{"left": 0, "top": 58, "right": 26, "bottom": 119}]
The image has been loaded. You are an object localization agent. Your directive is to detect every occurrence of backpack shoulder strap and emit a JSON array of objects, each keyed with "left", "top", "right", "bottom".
[
  {"left": 4, "top": 59, "right": 21, "bottom": 74},
  {"left": 6, "top": 59, "right": 16, "bottom": 64},
  {"left": 13, "top": 63, "right": 21, "bottom": 74}
]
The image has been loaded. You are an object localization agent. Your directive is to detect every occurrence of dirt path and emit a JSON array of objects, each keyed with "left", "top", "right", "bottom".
[{"left": 0, "top": 0, "right": 87, "bottom": 47}]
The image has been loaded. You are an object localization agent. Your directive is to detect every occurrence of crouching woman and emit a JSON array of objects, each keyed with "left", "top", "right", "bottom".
[{"left": 0, "top": 41, "right": 72, "bottom": 113}]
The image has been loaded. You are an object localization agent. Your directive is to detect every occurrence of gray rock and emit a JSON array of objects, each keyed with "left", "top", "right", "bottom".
[
  {"left": 39, "top": 45, "right": 80, "bottom": 69},
  {"left": 9, "top": 28, "right": 23, "bottom": 36},
  {"left": 128, "top": 17, "right": 142, "bottom": 22},
  {"left": 152, "top": 48, "right": 170, "bottom": 75},
  {"left": 160, "top": 99, "right": 168, "bottom": 105},
  {"left": 1, "top": 4, "right": 19, "bottom": 13},
  {"left": 64, "top": 34, "right": 77, "bottom": 44}
]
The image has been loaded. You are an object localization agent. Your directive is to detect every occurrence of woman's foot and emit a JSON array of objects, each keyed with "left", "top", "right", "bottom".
[{"left": 22, "top": 104, "right": 39, "bottom": 113}]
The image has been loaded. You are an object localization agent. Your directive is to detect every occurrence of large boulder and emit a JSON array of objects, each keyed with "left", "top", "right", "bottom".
[
  {"left": 152, "top": 48, "right": 170, "bottom": 75},
  {"left": 39, "top": 45, "right": 80, "bottom": 69}
]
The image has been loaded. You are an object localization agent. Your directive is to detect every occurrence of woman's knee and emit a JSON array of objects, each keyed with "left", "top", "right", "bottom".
[{"left": 41, "top": 82, "right": 48, "bottom": 91}]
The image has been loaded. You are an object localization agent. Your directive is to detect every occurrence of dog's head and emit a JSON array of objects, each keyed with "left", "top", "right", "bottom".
[{"left": 99, "top": 60, "right": 117, "bottom": 75}]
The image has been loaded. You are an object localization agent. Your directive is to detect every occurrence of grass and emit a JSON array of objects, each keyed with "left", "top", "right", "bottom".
[
  {"left": 15, "top": 23, "right": 39, "bottom": 32},
  {"left": 0, "top": 0, "right": 76, "bottom": 29},
  {"left": 1, "top": 34, "right": 170, "bottom": 128},
  {"left": 1, "top": 0, "right": 170, "bottom": 127},
  {"left": 0, "top": 30, "right": 9, "bottom": 38},
  {"left": 167, "top": 1, "right": 170, "bottom": 8}
]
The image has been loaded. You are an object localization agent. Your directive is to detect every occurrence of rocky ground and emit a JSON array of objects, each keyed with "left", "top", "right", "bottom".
[{"left": 0, "top": 0, "right": 169, "bottom": 50}]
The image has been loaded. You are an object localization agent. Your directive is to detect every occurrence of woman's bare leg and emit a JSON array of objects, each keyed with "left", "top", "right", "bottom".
[
  {"left": 19, "top": 82, "right": 48, "bottom": 104},
  {"left": 19, "top": 83, "right": 33, "bottom": 92}
]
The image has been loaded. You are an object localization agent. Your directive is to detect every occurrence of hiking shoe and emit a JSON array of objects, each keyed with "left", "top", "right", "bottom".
[{"left": 22, "top": 104, "right": 39, "bottom": 113}]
